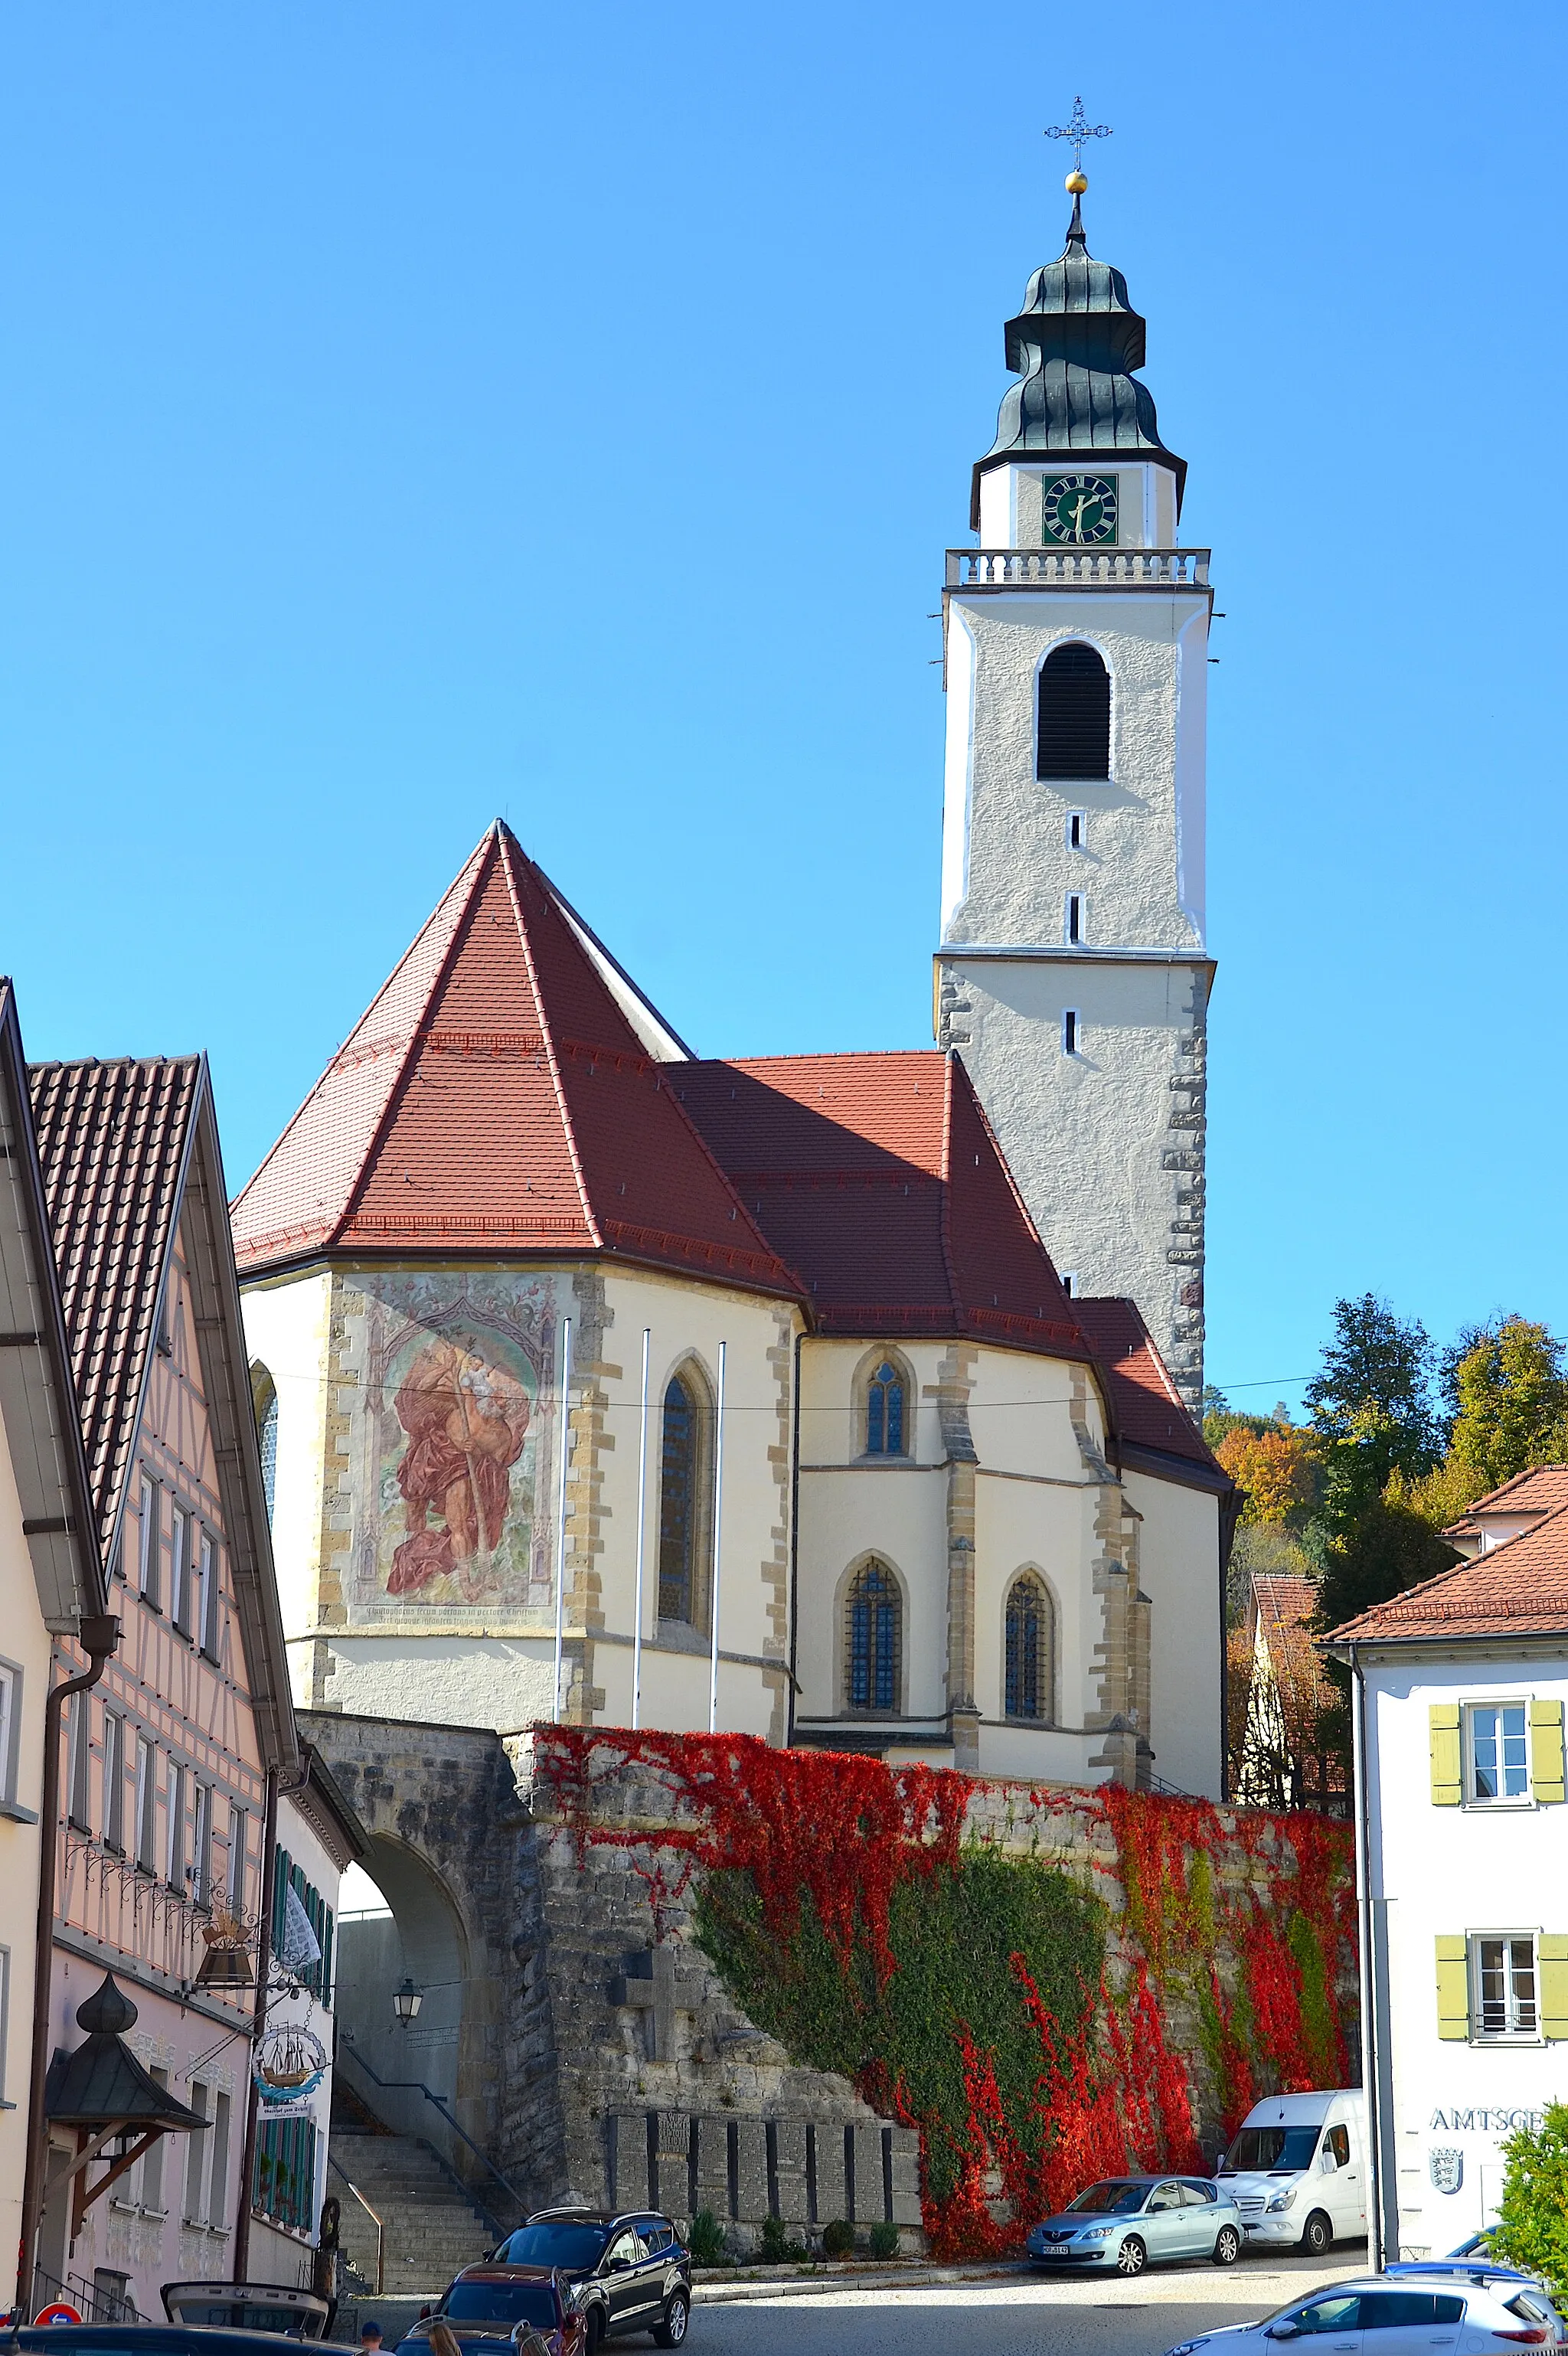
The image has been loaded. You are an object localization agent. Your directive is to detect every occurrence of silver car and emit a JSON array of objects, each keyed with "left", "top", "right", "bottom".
[
  {"left": 1026, "top": 2174, "right": 1243, "bottom": 2276},
  {"left": 1162, "top": 2270, "right": 1568, "bottom": 2352}
]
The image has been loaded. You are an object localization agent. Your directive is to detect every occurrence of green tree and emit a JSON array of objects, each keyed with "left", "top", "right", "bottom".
[
  {"left": 1447, "top": 1316, "right": 1568, "bottom": 1491},
  {"left": 1312, "top": 1498, "right": 1456, "bottom": 1638},
  {"left": 1489, "top": 2098, "right": 1568, "bottom": 2294},
  {"left": 1305, "top": 1296, "right": 1442, "bottom": 1539}
]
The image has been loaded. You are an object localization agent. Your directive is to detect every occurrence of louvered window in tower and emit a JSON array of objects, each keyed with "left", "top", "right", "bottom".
[
  {"left": 847, "top": 1561, "right": 900, "bottom": 1711},
  {"left": 865, "top": 1362, "right": 905, "bottom": 1456},
  {"left": 1037, "top": 642, "right": 1110, "bottom": 780}
]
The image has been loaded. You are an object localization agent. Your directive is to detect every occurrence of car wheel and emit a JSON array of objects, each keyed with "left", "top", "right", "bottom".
[
  {"left": 1212, "top": 2225, "right": 1241, "bottom": 2266},
  {"left": 1116, "top": 2234, "right": 1147, "bottom": 2276},
  {"left": 652, "top": 2292, "right": 689, "bottom": 2348},
  {"left": 584, "top": 2306, "right": 606, "bottom": 2355},
  {"left": 1300, "top": 2211, "right": 1332, "bottom": 2256}
]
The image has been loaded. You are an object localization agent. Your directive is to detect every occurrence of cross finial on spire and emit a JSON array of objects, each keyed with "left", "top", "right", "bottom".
[{"left": 1044, "top": 94, "right": 1112, "bottom": 188}]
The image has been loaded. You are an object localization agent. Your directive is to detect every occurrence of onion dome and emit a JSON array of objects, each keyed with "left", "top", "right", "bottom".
[{"left": 971, "top": 195, "right": 1186, "bottom": 528}]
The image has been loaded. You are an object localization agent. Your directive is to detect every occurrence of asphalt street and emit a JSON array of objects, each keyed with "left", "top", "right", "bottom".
[{"left": 692, "top": 2250, "right": 1363, "bottom": 2356}]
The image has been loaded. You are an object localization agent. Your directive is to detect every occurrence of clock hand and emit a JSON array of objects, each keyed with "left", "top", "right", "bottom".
[{"left": 1072, "top": 495, "right": 1088, "bottom": 541}]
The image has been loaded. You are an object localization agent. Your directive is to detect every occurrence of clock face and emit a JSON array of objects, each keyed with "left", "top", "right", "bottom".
[{"left": 1041, "top": 472, "right": 1119, "bottom": 546}]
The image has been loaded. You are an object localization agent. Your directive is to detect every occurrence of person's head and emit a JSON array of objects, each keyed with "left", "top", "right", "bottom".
[
  {"left": 428, "top": 2322, "right": 462, "bottom": 2356},
  {"left": 360, "top": 2325, "right": 384, "bottom": 2348}
]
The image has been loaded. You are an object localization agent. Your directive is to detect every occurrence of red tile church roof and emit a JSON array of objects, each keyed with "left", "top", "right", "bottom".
[
  {"left": 675, "top": 1051, "right": 1089, "bottom": 1358},
  {"left": 230, "top": 825, "right": 799, "bottom": 1299},
  {"left": 1070, "top": 1296, "right": 1217, "bottom": 1473}
]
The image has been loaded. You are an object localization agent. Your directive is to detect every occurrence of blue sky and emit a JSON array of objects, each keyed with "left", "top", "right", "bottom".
[{"left": 2, "top": 1, "right": 1563, "bottom": 1413}]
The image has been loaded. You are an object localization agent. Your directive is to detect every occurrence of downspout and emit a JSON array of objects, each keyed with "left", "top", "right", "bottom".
[
  {"left": 786, "top": 1330, "right": 802, "bottom": 1747},
  {"left": 232, "top": 1760, "right": 283, "bottom": 2282},
  {"left": 18, "top": 1613, "right": 121, "bottom": 2309},
  {"left": 1350, "top": 1640, "right": 1384, "bottom": 2270}
]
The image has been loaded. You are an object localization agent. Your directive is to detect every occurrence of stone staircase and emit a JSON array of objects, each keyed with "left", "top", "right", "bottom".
[{"left": 330, "top": 2130, "right": 498, "bottom": 2299}]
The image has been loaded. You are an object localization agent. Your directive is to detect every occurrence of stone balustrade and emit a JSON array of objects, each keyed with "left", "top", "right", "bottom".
[{"left": 946, "top": 547, "right": 1210, "bottom": 589}]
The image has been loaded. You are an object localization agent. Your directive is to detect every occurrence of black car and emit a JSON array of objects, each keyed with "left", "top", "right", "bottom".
[{"left": 488, "top": 2208, "right": 691, "bottom": 2351}]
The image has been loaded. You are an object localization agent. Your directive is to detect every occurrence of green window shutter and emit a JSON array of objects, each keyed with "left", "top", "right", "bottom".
[
  {"left": 1430, "top": 1704, "right": 1463, "bottom": 1805},
  {"left": 1531, "top": 1701, "right": 1566, "bottom": 1803},
  {"left": 1540, "top": 1936, "right": 1568, "bottom": 2037},
  {"left": 1436, "top": 1935, "right": 1471, "bottom": 2039}
]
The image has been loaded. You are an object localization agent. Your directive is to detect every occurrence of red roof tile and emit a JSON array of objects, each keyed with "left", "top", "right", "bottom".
[
  {"left": 675, "top": 1051, "right": 1089, "bottom": 1355},
  {"left": 28, "top": 1056, "right": 201, "bottom": 1558},
  {"left": 230, "top": 825, "right": 800, "bottom": 1300},
  {"left": 1070, "top": 1296, "right": 1220, "bottom": 1473},
  {"left": 1327, "top": 1507, "right": 1568, "bottom": 1644},
  {"left": 1442, "top": 1464, "right": 1568, "bottom": 1535}
]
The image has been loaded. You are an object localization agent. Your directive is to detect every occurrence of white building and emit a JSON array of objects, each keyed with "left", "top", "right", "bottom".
[
  {"left": 936, "top": 188, "right": 1211, "bottom": 1407},
  {"left": 1325, "top": 1466, "right": 1568, "bottom": 2261}
]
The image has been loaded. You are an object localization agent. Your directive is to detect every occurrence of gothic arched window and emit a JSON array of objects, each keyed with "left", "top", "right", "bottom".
[
  {"left": 658, "top": 1371, "right": 708, "bottom": 1628},
  {"left": 252, "top": 1366, "right": 279, "bottom": 1526},
  {"left": 1037, "top": 641, "right": 1110, "bottom": 781},
  {"left": 846, "top": 1560, "right": 901, "bottom": 1712},
  {"left": 1004, "top": 1572, "right": 1054, "bottom": 1722},
  {"left": 865, "top": 1361, "right": 906, "bottom": 1457}
]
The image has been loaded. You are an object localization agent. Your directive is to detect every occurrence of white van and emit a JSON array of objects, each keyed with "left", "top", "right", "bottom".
[{"left": 1217, "top": 2090, "right": 1367, "bottom": 2254}]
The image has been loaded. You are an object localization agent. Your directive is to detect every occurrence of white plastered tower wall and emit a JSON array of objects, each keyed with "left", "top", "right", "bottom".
[{"left": 936, "top": 204, "right": 1214, "bottom": 1408}]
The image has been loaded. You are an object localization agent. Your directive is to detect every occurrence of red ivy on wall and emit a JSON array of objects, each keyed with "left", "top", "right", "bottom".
[{"left": 536, "top": 1729, "right": 1357, "bottom": 2259}]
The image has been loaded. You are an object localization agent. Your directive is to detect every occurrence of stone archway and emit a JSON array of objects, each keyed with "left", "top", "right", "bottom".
[{"left": 301, "top": 1711, "right": 567, "bottom": 2220}]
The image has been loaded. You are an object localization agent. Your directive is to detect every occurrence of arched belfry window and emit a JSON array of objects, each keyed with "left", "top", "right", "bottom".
[
  {"left": 658, "top": 1368, "right": 710, "bottom": 1629},
  {"left": 866, "top": 1360, "right": 906, "bottom": 1457},
  {"left": 1005, "top": 1572, "right": 1055, "bottom": 1722},
  {"left": 846, "top": 1560, "right": 901, "bottom": 1712},
  {"left": 252, "top": 1365, "right": 279, "bottom": 1526},
  {"left": 1037, "top": 642, "right": 1110, "bottom": 782}
]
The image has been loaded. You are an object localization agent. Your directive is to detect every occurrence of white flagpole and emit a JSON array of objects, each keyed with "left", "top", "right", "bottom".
[
  {"left": 551, "top": 1316, "right": 573, "bottom": 1724},
  {"left": 632, "top": 1327, "right": 651, "bottom": 1730},
  {"left": 708, "top": 1340, "right": 726, "bottom": 1736}
]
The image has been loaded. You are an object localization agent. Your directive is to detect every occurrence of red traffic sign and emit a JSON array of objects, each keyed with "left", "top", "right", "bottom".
[{"left": 34, "top": 2305, "right": 83, "bottom": 2327}]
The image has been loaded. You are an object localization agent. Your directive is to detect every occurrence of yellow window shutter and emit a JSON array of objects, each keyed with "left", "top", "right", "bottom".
[
  {"left": 1429, "top": 1703, "right": 1463, "bottom": 1805},
  {"left": 1540, "top": 1937, "right": 1568, "bottom": 2039},
  {"left": 1531, "top": 1701, "right": 1566, "bottom": 1803},
  {"left": 1435, "top": 1936, "right": 1470, "bottom": 2040}
]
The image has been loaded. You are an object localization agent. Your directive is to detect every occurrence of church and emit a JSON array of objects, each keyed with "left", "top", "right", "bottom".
[{"left": 234, "top": 185, "right": 1230, "bottom": 1798}]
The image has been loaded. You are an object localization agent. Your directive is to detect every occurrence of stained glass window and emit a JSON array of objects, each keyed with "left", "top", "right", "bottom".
[
  {"left": 848, "top": 1560, "right": 900, "bottom": 1711},
  {"left": 1005, "top": 1574, "right": 1052, "bottom": 1721},
  {"left": 866, "top": 1362, "right": 906, "bottom": 1456},
  {"left": 658, "top": 1376, "right": 700, "bottom": 1625}
]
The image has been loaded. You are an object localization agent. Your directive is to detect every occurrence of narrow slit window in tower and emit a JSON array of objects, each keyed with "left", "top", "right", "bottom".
[
  {"left": 1066, "top": 894, "right": 1083, "bottom": 945},
  {"left": 1067, "top": 811, "right": 1085, "bottom": 851},
  {"left": 1062, "top": 1009, "right": 1080, "bottom": 1057}
]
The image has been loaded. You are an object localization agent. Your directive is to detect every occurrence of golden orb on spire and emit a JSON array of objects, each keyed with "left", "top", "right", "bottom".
[{"left": 1065, "top": 169, "right": 1089, "bottom": 194}]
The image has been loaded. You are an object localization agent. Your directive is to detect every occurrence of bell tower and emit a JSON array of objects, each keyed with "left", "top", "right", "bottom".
[{"left": 935, "top": 155, "right": 1214, "bottom": 1407}]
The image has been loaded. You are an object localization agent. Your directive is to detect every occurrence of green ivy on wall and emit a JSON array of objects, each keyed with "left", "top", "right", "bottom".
[{"left": 695, "top": 1846, "right": 1106, "bottom": 2205}]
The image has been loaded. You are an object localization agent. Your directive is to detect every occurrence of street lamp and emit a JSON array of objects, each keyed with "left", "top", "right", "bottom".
[{"left": 392, "top": 1978, "right": 423, "bottom": 2024}]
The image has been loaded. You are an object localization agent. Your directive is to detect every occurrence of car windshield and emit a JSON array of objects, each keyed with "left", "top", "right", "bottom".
[
  {"left": 498, "top": 2222, "right": 612, "bottom": 2269},
  {"left": 1222, "top": 2126, "right": 1321, "bottom": 2174},
  {"left": 446, "top": 2287, "right": 558, "bottom": 2327},
  {"left": 1065, "top": 2181, "right": 1147, "bottom": 2214}
]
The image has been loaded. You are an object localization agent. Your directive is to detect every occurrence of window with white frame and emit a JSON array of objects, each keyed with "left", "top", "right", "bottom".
[
  {"left": 140, "top": 2068, "right": 169, "bottom": 2210},
  {"left": 135, "top": 1736, "right": 158, "bottom": 1874},
  {"left": 184, "top": 2082, "right": 209, "bottom": 2223},
  {"left": 103, "top": 1711, "right": 126, "bottom": 1851},
  {"left": 167, "top": 1763, "right": 186, "bottom": 1888},
  {"left": 198, "top": 1530, "right": 220, "bottom": 1660},
  {"left": 0, "top": 1661, "right": 17, "bottom": 1804},
  {"left": 226, "top": 1802, "right": 247, "bottom": 1910},
  {"left": 207, "top": 2088, "right": 232, "bottom": 2227},
  {"left": 138, "top": 1475, "right": 160, "bottom": 1606},
  {"left": 193, "top": 1784, "right": 214, "bottom": 1908},
  {"left": 1468, "top": 1703, "right": 1530, "bottom": 1802},
  {"left": 1475, "top": 1934, "right": 1538, "bottom": 2038},
  {"left": 68, "top": 1696, "right": 93, "bottom": 1832},
  {"left": 170, "top": 1506, "right": 191, "bottom": 1635}
]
